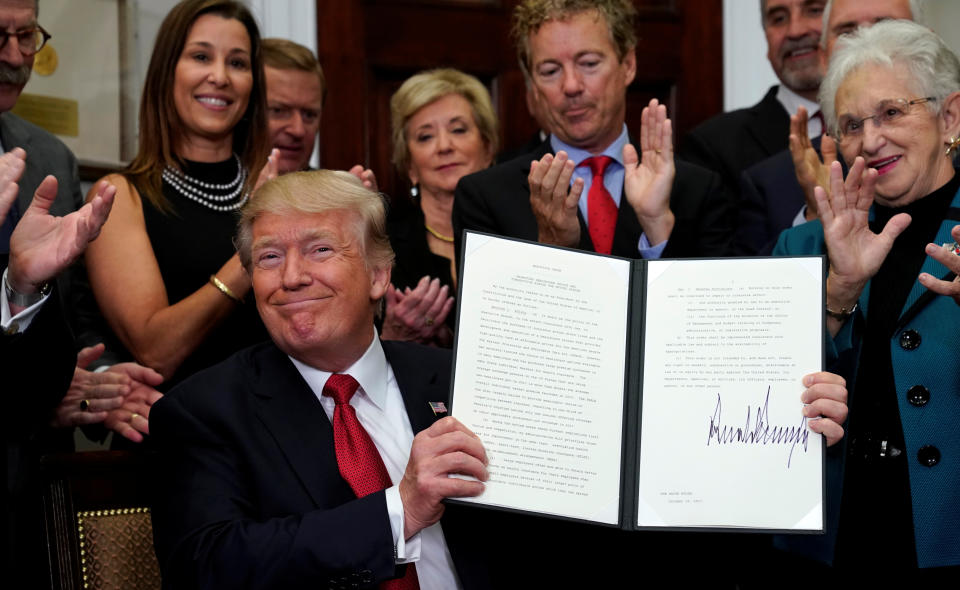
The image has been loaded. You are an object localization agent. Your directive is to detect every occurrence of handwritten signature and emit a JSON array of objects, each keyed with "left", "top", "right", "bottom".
[{"left": 706, "top": 386, "right": 809, "bottom": 468}]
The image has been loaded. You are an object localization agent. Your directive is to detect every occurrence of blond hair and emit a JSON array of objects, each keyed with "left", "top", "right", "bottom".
[
  {"left": 237, "top": 170, "right": 394, "bottom": 273},
  {"left": 512, "top": 0, "right": 637, "bottom": 76},
  {"left": 261, "top": 38, "right": 326, "bottom": 103},
  {"left": 390, "top": 68, "right": 498, "bottom": 175}
]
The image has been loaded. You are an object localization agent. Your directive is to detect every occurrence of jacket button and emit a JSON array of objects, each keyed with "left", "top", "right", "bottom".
[
  {"left": 906, "top": 385, "right": 930, "bottom": 407},
  {"left": 899, "top": 329, "right": 921, "bottom": 350},
  {"left": 917, "top": 445, "right": 940, "bottom": 467}
]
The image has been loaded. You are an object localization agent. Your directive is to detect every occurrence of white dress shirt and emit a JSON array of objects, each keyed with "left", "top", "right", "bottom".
[
  {"left": 776, "top": 85, "right": 823, "bottom": 138},
  {"left": 1, "top": 267, "right": 50, "bottom": 334},
  {"left": 289, "top": 334, "right": 462, "bottom": 590}
]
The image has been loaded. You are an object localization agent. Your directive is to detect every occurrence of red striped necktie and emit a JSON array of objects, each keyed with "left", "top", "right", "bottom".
[{"left": 323, "top": 374, "right": 420, "bottom": 589}]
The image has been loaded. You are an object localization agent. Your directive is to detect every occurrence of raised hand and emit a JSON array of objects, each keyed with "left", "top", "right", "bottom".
[
  {"left": 380, "top": 276, "right": 454, "bottom": 346},
  {"left": 253, "top": 148, "right": 280, "bottom": 192},
  {"left": 818, "top": 158, "right": 911, "bottom": 330},
  {"left": 348, "top": 165, "right": 379, "bottom": 193},
  {"left": 0, "top": 147, "right": 26, "bottom": 225},
  {"left": 528, "top": 151, "right": 584, "bottom": 247},
  {"left": 789, "top": 106, "right": 838, "bottom": 221},
  {"left": 919, "top": 224, "right": 960, "bottom": 306},
  {"left": 623, "top": 98, "right": 675, "bottom": 246},
  {"left": 8, "top": 176, "right": 115, "bottom": 299}
]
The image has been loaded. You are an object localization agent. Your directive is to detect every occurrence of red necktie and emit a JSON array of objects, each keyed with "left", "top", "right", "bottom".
[
  {"left": 582, "top": 155, "right": 617, "bottom": 254},
  {"left": 323, "top": 374, "right": 419, "bottom": 589}
]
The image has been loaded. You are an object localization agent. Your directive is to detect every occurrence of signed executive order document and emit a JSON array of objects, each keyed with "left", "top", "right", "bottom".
[{"left": 449, "top": 232, "right": 824, "bottom": 533}]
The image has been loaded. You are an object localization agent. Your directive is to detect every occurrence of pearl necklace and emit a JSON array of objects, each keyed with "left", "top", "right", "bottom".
[{"left": 162, "top": 155, "right": 249, "bottom": 212}]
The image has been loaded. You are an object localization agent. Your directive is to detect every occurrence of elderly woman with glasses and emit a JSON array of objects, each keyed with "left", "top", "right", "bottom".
[{"left": 773, "top": 20, "right": 960, "bottom": 576}]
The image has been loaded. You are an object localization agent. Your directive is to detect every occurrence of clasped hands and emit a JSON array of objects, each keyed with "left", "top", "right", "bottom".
[
  {"left": 51, "top": 343, "right": 164, "bottom": 443},
  {"left": 381, "top": 276, "right": 454, "bottom": 346},
  {"left": 528, "top": 99, "right": 675, "bottom": 249}
]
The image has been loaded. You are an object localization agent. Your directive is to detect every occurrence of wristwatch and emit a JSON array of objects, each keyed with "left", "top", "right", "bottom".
[{"left": 3, "top": 273, "right": 50, "bottom": 307}]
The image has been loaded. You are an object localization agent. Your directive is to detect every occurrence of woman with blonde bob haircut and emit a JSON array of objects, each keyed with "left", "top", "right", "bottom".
[
  {"left": 774, "top": 19, "right": 960, "bottom": 576},
  {"left": 383, "top": 68, "right": 498, "bottom": 346}
]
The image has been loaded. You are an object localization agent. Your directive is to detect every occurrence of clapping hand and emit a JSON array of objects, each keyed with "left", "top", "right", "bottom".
[
  {"left": 0, "top": 147, "right": 25, "bottom": 226},
  {"left": 789, "top": 106, "right": 839, "bottom": 221},
  {"left": 818, "top": 158, "right": 911, "bottom": 334},
  {"left": 51, "top": 344, "right": 164, "bottom": 443},
  {"left": 8, "top": 175, "right": 115, "bottom": 309},
  {"left": 381, "top": 276, "right": 454, "bottom": 347},
  {"left": 623, "top": 98, "right": 675, "bottom": 246},
  {"left": 528, "top": 151, "right": 584, "bottom": 248},
  {"left": 919, "top": 224, "right": 960, "bottom": 306},
  {"left": 348, "top": 165, "right": 379, "bottom": 193}
]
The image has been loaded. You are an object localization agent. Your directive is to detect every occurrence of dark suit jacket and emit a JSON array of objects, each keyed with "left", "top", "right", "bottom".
[
  {"left": 453, "top": 138, "right": 734, "bottom": 259},
  {"left": 678, "top": 85, "right": 789, "bottom": 201},
  {"left": 734, "top": 137, "right": 823, "bottom": 256},
  {"left": 150, "top": 340, "right": 492, "bottom": 590},
  {"left": 0, "top": 112, "right": 110, "bottom": 358},
  {"left": 2, "top": 288, "right": 75, "bottom": 585}
]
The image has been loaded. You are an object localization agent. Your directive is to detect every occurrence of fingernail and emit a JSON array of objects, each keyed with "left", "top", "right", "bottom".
[
  {"left": 802, "top": 375, "right": 813, "bottom": 386},
  {"left": 926, "top": 244, "right": 938, "bottom": 254}
]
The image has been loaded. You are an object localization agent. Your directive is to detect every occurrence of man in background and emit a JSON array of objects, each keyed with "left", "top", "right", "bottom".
[
  {"left": 455, "top": 0, "right": 733, "bottom": 262},
  {"left": 262, "top": 38, "right": 325, "bottom": 174},
  {"left": 736, "top": 0, "right": 920, "bottom": 254},
  {"left": 679, "top": 0, "right": 826, "bottom": 199}
]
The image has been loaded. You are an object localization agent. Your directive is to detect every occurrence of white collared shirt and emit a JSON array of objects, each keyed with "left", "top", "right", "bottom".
[
  {"left": 1, "top": 267, "right": 50, "bottom": 334},
  {"left": 289, "top": 335, "right": 462, "bottom": 590},
  {"left": 776, "top": 84, "right": 823, "bottom": 138}
]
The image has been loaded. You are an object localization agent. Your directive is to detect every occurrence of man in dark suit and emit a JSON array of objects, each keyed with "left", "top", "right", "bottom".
[
  {"left": 734, "top": 0, "right": 917, "bottom": 254},
  {"left": 151, "top": 170, "right": 492, "bottom": 590},
  {"left": 263, "top": 38, "right": 325, "bottom": 175},
  {"left": 0, "top": 0, "right": 85, "bottom": 314},
  {"left": 679, "top": 0, "right": 826, "bottom": 200},
  {"left": 454, "top": 0, "right": 733, "bottom": 260},
  {"left": 1, "top": 147, "right": 117, "bottom": 585}
]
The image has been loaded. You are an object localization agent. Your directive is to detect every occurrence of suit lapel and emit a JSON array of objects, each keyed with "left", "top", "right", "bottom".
[
  {"left": 251, "top": 344, "right": 352, "bottom": 507},
  {"left": 383, "top": 341, "right": 449, "bottom": 434},
  {"left": 744, "top": 86, "right": 790, "bottom": 157}
]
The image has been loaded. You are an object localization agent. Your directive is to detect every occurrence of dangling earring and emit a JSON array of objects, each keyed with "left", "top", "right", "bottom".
[
  {"left": 946, "top": 136, "right": 960, "bottom": 157},
  {"left": 410, "top": 184, "right": 419, "bottom": 198}
]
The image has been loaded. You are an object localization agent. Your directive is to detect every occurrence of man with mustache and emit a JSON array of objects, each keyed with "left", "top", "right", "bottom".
[
  {"left": 678, "top": 0, "right": 827, "bottom": 203},
  {"left": 736, "top": 0, "right": 920, "bottom": 255},
  {"left": 0, "top": 0, "right": 83, "bottom": 261},
  {"left": 1, "top": 1, "right": 163, "bottom": 582},
  {"left": 454, "top": 0, "right": 733, "bottom": 262}
]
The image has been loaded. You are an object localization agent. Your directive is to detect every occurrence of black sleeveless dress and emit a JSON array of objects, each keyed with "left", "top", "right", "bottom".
[{"left": 137, "top": 158, "right": 268, "bottom": 389}]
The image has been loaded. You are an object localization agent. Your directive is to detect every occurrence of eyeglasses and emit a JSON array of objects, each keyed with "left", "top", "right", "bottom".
[
  {"left": 835, "top": 97, "right": 936, "bottom": 143},
  {"left": 0, "top": 26, "right": 51, "bottom": 56}
]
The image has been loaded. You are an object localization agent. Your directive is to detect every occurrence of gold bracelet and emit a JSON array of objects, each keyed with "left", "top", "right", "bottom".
[
  {"left": 825, "top": 302, "right": 857, "bottom": 321},
  {"left": 209, "top": 274, "right": 242, "bottom": 303}
]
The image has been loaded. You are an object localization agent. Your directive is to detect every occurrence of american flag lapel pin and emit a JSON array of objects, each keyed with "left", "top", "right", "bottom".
[{"left": 429, "top": 401, "right": 448, "bottom": 415}]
